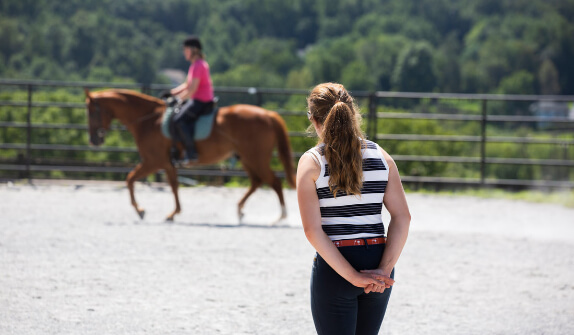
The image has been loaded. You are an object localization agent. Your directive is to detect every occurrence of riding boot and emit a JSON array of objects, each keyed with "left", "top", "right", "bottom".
[{"left": 176, "top": 121, "right": 199, "bottom": 163}]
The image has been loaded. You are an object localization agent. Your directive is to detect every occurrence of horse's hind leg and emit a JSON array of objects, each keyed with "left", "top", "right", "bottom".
[
  {"left": 268, "top": 174, "right": 287, "bottom": 224},
  {"left": 163, "top": 163, "right": 181, "bottom": 222},
  {"left": 254, "top": 166, "right": 287, "bottom": 224},
  {"left": 126, "top": 162, "right": 156, "bottom": 219},
  {"left": 237, "top": 171, "right": 262, "bottom": 223}
]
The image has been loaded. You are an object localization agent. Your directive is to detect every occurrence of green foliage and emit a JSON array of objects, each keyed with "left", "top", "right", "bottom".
[
  {"left": 232, "top": 38, "right": 300, "bottom": 76},
  {"left": 391, "top": 42, "right": 437, "bottom": 92},
  {"left": 341, "top": 61, "right": 376, "bottom": 91},
  {"left": 538, "top": 59, "right": 561, "bottom": 95},
  {"left": 1, "top": 0, "right": 573, "bottom": 94},
  {"left": 498, "top": 70, "right": 535, "bottom": 95},
  {"left": 213, "top": 64, "right": 283, "bottom": 88},
  {"left": 286, "top": 67, "right": 313, "bottom": 90}
]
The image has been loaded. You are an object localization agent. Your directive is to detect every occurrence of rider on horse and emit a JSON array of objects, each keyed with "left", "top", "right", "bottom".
[{"left": 169, "top": 35, "right": 214, "bottom": 164}]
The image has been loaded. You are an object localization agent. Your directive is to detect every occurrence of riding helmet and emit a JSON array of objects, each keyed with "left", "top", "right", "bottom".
[{"left": 183, "top": 35, "right": 202, "bottom": 50}]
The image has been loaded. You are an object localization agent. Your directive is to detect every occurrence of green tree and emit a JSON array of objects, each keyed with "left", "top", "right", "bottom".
[
  {"left": 355, "top": 34, "right": 410, "bottom": 91},
  {"left": 498, "top": 70, "right": 535, "bottom": 95},
  {"left": 434, "top": 33, "right": 462, "bottom": 92},
  {"left": 340, "top": 61, "right": 376, "bottom": 91},
  {"left": 232, "top": 38, "right": 300, "bottom": 76},
  {"left": 286, "top": 67, "right": 313, "bottom": 89},
  {"left": 0, "top": 18, "right": 25, "bottom": 60},
  {"left": 212, "top": 64, "right": 283, "bottom": 88},
  {"left": 392, "top": 42, "right": 436, "bottom": 92},
  {"left": 538, "top": 59, "right": 561, "bottom": 95},
  {"left": 0, "top": 0, "right": 573, "bottom": 94}
]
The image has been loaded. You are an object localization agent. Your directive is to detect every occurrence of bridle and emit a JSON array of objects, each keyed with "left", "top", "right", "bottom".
[
  {"left": 89, "top": 98, "right": 161, "bottom": 140},
  {"left": 89, "top": 100, "right": 108, "bottom": 139}
]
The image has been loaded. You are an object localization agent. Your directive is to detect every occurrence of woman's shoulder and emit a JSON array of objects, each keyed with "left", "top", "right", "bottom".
[
  {"left": 198, "top": 58, "right": 210, "bottom": 68},
  {"left": 297, "top": 149, "right": 322, "bottom": 179},
  {"left": 361, "top": 139, "right": 395, "bottom": 164},
  {"left": 306, "top": 143, "right": 325, "bottom": 156},
  {"left": 191, "top": 58, "right": 209, "bottom": 69},
  {"left": 303, "top": 145, "right": 325, "bottom": 169},
  {"left": 361, "top": 139, "right": 378, "bottom": 150}
]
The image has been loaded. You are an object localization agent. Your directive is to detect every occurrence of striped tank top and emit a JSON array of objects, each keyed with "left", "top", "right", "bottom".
[{"left": 307, "top": 139, "right": 389, "bottom": 241}]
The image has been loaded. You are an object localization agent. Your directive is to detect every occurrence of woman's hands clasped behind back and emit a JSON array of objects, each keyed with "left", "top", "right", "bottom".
[
  {"left": 360, "top": 269, "right": 394, "bottom": 294},
  {"left": 349, "top": 269, "right": 395, "bottom": 293}
]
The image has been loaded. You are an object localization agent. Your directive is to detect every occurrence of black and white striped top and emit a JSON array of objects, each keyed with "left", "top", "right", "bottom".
[{"left": 307, "top": 139, "right": 389, "bottom": 241}]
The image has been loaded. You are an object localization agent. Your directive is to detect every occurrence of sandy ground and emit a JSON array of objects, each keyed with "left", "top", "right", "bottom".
[{"left": 0, "top": 182, "right": 573, "bottom": 335}]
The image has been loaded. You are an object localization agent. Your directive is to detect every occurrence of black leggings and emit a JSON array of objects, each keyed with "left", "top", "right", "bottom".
[
  {"left": 172, "top": 99, "right": 213, "bottom": 149},
  {"left": 310, "top": 243, "right": 394, "bottom": 335},
  {"left": 173, "top": 99, "right": 213, "bottom": 125}
]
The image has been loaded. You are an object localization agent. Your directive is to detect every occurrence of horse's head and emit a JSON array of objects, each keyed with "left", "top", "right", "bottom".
[{"left": 85, "top": 88, "right": 113, "bottom": 146}]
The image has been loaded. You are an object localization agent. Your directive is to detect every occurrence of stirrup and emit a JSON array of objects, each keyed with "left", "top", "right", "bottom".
[{"left": 184, "top": 152, "right": 198, "bottom": 163}]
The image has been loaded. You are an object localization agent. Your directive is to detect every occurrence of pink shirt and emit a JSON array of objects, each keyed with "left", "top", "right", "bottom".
[{"left": 187, "top": 58, "right": 214, "bottom": 102}]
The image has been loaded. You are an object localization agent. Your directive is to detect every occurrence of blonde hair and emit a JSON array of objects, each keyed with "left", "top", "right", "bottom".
[{"left": 307, "top": 82, "right": 365, "bottom": 197}]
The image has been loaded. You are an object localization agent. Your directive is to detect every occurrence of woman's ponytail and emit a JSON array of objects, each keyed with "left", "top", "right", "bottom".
[{"left": 307, "top": 83, "right": 365, "bottom": 197}]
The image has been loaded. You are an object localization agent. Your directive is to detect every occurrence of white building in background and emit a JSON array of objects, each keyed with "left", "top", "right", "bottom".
[
  {"left": 159, "top": 68, "right": 186, "bottom": 86},
  {"left": 529, "top": 101, "right": 572, "bottom": 129}
]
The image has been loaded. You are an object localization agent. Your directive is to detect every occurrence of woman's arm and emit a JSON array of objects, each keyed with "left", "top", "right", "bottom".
[
  {"left": 171, "top": 78, "right": 200, "bottom": 101},
  {"left": 297, "top": 153, "right": 394, "bottom": 288},
  {"left": 362, "top": 148, "right": 410, "bottom": 293},
  {"left": 377, "top": 148, "right": 411, "bottom": 274},
  {"left": 170, "top": 82, "right": 187, "bottom": 96}
]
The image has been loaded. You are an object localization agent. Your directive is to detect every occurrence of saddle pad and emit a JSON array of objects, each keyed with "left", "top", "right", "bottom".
[
  {"left": 161, "top": 107, "right": 176, "bottom": 139},
  {"left": 195, "top": 108, "right": 218, "bottom": 140},
  {"left": 161, "top": 106, "right": 218, "bottom": 140}
]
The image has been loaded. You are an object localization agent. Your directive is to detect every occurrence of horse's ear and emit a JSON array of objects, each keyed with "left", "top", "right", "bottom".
[{"left": 84, "top": 88, "right": 92, "bottom": 102}]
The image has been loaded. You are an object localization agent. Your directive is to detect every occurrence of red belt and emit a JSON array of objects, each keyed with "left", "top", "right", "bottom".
[{"left": 333, "top": 237, "right": 387, "bottom": 247}]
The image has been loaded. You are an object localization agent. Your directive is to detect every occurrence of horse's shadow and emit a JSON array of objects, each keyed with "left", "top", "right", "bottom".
[
  {"left": 173, "top": 221, "right": 297, "bottom": 229},
  {"left": 105, "top": 220, "right": 297, "bottom": 229}
]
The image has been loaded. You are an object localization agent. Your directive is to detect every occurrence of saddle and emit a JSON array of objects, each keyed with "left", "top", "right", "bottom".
[{"left": 161, "top": 100, "right": 218, "bottom": 141}]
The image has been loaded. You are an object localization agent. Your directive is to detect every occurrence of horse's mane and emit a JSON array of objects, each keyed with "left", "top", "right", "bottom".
[{"left": 92, "top": 89, "right": 165, "bottom": 107}]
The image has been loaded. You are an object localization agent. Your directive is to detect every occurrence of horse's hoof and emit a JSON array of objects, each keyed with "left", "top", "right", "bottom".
[
  {"left": 137, "top": 210, "right": 145, "bottom": 220},
  {"left": 165, "top": 216, "right": 174, "bottom": 222},
  {"left": 272, "top": 215, "right": 287, "bottom": 226},
  {"left": 238, "top": 212, "right": 245, "bottom": 224}
]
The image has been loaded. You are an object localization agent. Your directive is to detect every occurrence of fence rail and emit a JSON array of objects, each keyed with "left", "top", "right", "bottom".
[{"left": 1, "top": 79, "right": 573, "bottom": 189}]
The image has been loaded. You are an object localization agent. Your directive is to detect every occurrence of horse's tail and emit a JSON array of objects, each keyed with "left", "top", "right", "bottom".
[{"left": 269, "top": 111, "right": 296, "bottom": 188}]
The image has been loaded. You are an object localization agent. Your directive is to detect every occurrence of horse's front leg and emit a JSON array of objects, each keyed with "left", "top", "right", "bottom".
[
  {"left": 126, "top": 162, "right": 156, "bottom": 219},
  {"left": 163, "top": 164, "right": 181, "bottom": 221}
]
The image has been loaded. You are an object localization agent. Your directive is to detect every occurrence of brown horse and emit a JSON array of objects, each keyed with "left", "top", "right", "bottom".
[{"left": 84, "top": 89, "right": 296, "bottom": 222}]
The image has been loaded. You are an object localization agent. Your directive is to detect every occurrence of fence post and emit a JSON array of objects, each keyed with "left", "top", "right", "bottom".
[
  {"left": 367, "top": 93, "right": 377, "bottom": 141},
  {"left": 26, "top": 84, "right": 33, "bottom": 183},
  {"left": 480, "top": 99, "right": 487, "bottom": 186}
]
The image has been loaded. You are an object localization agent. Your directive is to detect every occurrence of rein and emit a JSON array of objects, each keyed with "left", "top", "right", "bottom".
[
  {"left": 124, "top": 111, "right": 161, "bottom": 126},
  {"left": 91, "top": 99, "right": 163, "bottom": 134}
]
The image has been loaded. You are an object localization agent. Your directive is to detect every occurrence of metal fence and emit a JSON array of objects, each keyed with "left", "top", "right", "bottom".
[{"left": 1, "top": 79, "right": 573, "bottom": 189}]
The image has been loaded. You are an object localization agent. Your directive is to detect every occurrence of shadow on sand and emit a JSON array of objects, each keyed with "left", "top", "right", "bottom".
[
  {"left": 105, "top": 219, "right": 298, "bottom": 230},
  {"left": 171, "top": 221, "right": 297, "bottom": 229}
]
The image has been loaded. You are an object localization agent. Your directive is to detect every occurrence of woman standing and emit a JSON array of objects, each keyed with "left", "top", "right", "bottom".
[
  {"left": 297, "top": 83, "right": 411, "bottom": 335},
  {"left": 170, "top": 35, "right": 214, "bottom": 163}
]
